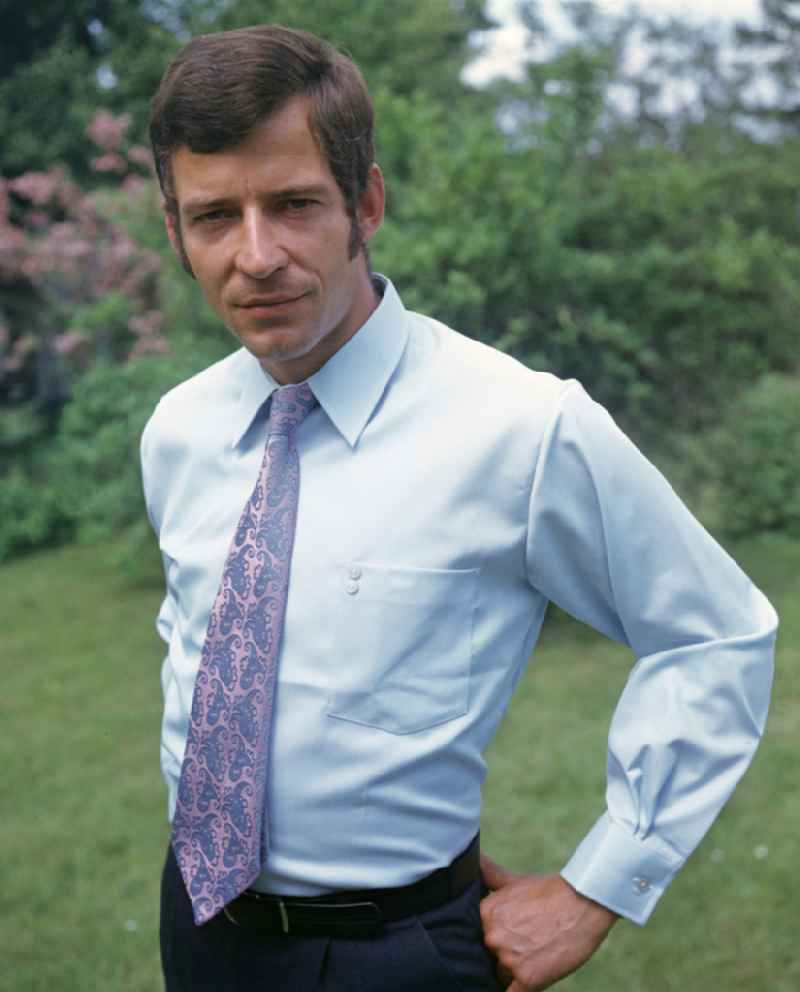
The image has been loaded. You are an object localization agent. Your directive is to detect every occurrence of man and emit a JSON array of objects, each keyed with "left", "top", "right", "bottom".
[{"left": 141, "top": 23, "right": 777, "bottom": 992}]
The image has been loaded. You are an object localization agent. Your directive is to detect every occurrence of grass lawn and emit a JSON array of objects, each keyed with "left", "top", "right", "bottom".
[{"left": 1, "top": 535, "right": 796, "bottom": 991}]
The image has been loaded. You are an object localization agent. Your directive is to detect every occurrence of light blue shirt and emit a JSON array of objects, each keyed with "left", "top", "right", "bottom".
[{"left": 140, "top": 276, "right": 777, "bottom": 925}]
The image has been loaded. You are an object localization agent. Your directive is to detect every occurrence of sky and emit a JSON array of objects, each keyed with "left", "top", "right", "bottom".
[{"left": 466, "top": 0, "right": 764, "bottom": 84}]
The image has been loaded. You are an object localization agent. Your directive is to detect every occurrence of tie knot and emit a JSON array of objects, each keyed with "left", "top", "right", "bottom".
[{"left": 268, "top": 382, "right": 318, "bottom": 436}]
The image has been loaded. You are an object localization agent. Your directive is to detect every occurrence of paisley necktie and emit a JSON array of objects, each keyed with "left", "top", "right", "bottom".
[{"left": 171, "top": 382, "right": 318, "bottom": 925}]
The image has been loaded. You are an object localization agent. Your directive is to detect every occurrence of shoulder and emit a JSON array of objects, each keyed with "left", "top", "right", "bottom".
[
  {"left": 149, "top": 347, "right": 246, "bottom": 423},
  {"left": 139, "top": 348, "right": 250, "bottom": 532},
  {"left": 141, "top": 347, "right": 247, "bottom": 453},
  {"left": 406, "top": 309, "right": 575, "bottom": 425}
]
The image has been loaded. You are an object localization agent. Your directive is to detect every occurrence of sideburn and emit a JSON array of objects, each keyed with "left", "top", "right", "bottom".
[{"left": 170, "top": 213, "right": 196, "bottom": 278}]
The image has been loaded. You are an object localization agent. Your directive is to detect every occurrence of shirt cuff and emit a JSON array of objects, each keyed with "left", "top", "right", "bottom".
[{"left": 560, "top": 813, "right": 684, "bottom": 925}]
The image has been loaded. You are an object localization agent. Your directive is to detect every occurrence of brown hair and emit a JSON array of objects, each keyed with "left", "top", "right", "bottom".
[{"left": 149, "top": 24, "right": 374, "bottom": 257}]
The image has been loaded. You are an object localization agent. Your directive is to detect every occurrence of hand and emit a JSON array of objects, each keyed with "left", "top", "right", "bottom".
[{"left": 480, "top": 852, "right": 619, "bottom": 991}]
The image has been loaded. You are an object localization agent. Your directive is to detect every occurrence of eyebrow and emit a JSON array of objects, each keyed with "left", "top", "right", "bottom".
[
  {"left": 182, "top": 196, "right": 233, "bottom": 216},
  {"left": 181, "top": 184, "right": 332, "bottom": 216},
  {"left": 273, "top": 184, "right": 331, "bottom": 200}
]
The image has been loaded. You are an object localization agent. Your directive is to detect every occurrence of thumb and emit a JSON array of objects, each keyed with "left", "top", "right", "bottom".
[{"left": 480, "top": 851, "right": 518, "bottom": 891}]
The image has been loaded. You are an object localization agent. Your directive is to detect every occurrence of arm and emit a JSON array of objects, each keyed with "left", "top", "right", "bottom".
[
  {"left": 483, "top": 382, "right": 777, "bottom": 989},
  {"left": 140, "top": 406, "right": 178, "bottom": 649}
]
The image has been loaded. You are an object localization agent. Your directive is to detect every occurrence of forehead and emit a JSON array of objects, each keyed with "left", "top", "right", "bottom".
[{"left": 170, "top": 96, "right": 338, "bottom": 206}]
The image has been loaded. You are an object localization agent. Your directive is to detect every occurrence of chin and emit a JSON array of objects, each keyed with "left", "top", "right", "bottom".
[
  {"left": 233, "top": 324, "right": 301, "bottom": 355},
  {"left": 244, "top": 335, "right": 317, "bottom": 366}
]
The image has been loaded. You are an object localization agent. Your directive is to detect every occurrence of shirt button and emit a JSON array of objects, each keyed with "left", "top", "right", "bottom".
[
  {"left": 346, "top": 580, "right": 359, "bottom": 595},
  {"left": 633, "top": 877, "right": 651, "bottom": 894},
  {"left": 349, "top": 566, "right": 362, "bottom": 581}
]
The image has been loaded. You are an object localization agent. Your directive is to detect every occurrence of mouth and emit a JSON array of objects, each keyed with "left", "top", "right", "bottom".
[{"left": 237, "top": 293, "right": 306, "bottom": 310}]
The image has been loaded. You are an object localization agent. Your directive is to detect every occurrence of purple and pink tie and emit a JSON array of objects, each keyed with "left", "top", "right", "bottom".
[{"left": 171, "top": 382, "right": 318, "bottom": 925}]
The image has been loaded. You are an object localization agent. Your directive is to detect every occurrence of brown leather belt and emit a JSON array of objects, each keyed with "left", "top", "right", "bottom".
[{"left": 222, "top": 834, "right": 480, "bottom": 937}]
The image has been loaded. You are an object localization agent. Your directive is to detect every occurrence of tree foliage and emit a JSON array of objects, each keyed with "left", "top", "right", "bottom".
[
  {"left": 0, "top": 1, "right": 185, "bottom": 178},
  {"left": 711, "top": 374, "right": 800, "bottom": 537},
  {"left": 1, "top": 0, "right": 799, "bottom": 562},
  {"left": 736, "top": 0, "right": 800, "bottom": 133},
  {"left": 0, "top": 0, "right": 492, "bottom": 179}
]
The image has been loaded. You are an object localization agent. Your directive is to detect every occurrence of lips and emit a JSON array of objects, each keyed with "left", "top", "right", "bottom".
[{"left": 237, "top": 293, "right": 304, "bottom": 308}]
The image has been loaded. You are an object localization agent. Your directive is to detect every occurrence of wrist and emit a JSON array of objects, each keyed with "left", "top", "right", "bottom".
[{"left": 564, "top": 877, "right": 620, "bottom": 929}]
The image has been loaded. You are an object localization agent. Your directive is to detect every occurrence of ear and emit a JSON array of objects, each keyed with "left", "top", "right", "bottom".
[{"left": 357, "top": 163, "right": 385, "bottom": 246}]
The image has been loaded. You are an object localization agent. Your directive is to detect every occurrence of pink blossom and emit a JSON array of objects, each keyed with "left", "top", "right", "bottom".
[
  {"left": 3, "top": 354, "right": 24, "bottom": 372},
  {"left": 8, "top": 171, "right": 60, "bottom": 206},
  {"left": 129, "top": 309, "right": 165, "bottom": 336},
  {"left": 129, "top": 336, "right": 170, "bottom": 359},
  {"left": 21, "top": 255, "right": 47, "bottom": 279},
  {"left": 86, "top": 110, "right": 132, "bottom": 151},
  {"left": 4, "top": 334, "right": 43, "bottom": 371},
  {"left": 119, "top": 250, "right": 161, "bottom": 296},
  {"left": 54, "top": 331, "right": 91, "bottom": 356},
  {"left": 12, "top": 334, "right": 35, "bottom": 357},
  {"left": 0, "top": 135, "right": 172, "bottom": 368},
  {"left": 56, "top": 176, "right": 84, "bottom": 214},
  {"left": 113, "top": 236, "right": 136, "bottom": 261},
  {"left": 127, "top": 145, "right": 154, "bottom": 171},
  {"left": 66, "top": 241, "right": 94, "bottom": 258},
  {"left": 122, "top": 175, "right": 148, "bottom": 199},
  {"left": 58, "top": 189, "right": 102, "bottom": 236},
  {"left": 91, "top": 153, "right": 127, "bottom": 174},
  {"left": 0, "top": 224, "right": 26, "bottom": 256},
  {"left": 39, "top": 221, "right": 94, "bottom": 262}
]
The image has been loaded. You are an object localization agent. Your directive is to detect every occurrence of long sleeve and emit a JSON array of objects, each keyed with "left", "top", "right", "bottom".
[
  {"left": 524, "top": 382, "right": 778, "bottom": 924},
  {"left": 140, "top": 406, "right": 177, "bottom": 650}
]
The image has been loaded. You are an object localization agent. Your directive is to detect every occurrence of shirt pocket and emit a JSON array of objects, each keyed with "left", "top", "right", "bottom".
[{"left": 325, "top": 562, "right": 479, "bottom": 735}]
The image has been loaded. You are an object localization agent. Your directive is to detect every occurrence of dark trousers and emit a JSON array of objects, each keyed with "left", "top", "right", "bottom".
[{"left": 160, "top": 845, "right": 503, "bottom": 991}]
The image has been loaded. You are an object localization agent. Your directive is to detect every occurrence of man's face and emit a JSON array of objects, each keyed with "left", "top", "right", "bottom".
[{"left": 166, "top": 96, "right": 384, "bottom": 384}]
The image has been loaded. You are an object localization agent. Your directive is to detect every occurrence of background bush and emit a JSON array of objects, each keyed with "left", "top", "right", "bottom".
[
  {"left": 0, "top": 467, "right": 73, "bottom": 561},
  {"left": 0, "top": 351, "right": 222, "bottom": 566},
  {"left": 2, "top": 0, "right": 800, "bottom": 565},
  {"left": 711, "top": 374, "right": 800, "bottom": 538},
  {"left": 51, "top": 357, "right": 190, "bottom": 539}
]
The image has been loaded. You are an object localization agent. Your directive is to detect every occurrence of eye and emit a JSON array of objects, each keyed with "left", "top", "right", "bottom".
[
  {"left": 282, "top": 198, "right": 315, "bottom": 213},
  {"left": 194, "top": 209, "right": 232, "bottom": 224}
]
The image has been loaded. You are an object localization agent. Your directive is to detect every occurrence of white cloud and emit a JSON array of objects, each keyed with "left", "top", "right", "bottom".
[{"left": 465, "top": 0, "right": 763, "bottom": 85}]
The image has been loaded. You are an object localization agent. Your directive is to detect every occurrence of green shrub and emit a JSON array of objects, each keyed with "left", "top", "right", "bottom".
[
  {"left": 0, "top": 352, "right": 210, "bottom": 565},
  {"left": 712, "top": 374, "right": 800, "bottom": 537},
  {"left": 0, "top": 468, "right": 74, "bottom": 560},
  {"left": 51, "top": 355, "right": 200, "bottom": 540}
]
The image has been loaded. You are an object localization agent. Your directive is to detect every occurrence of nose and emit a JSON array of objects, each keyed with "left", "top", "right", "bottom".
[{"left": 235, "top": 210, "right": 288, "bottom": 280}]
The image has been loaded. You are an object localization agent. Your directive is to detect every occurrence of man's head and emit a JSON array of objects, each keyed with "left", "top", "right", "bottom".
[
  {"left": 149, "top": 25, "right": 384, "bottom": 384},
  {"left": 150, "top": 25, "right": 375, "bottom": 261}
]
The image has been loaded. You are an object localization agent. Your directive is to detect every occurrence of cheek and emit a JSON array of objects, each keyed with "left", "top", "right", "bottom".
[{"left": 191, "top": 259, "right": 226, "bottom": 299}]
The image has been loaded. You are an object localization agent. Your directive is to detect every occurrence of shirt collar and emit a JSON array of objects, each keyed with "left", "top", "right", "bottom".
[{"left": 230, "top": 275, "right": 409, "bottom": 450}]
